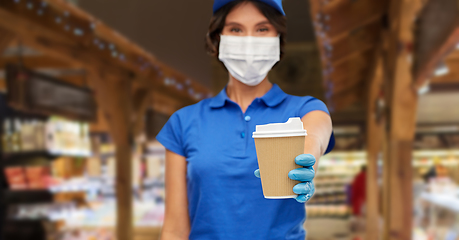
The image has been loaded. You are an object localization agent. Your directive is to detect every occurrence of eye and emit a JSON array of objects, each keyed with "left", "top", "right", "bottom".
[
  {"left": 258, "top": 28, "right": 269, "bottom": 32},
  {"left": 230, "top": 28, "right": 242, "bottom": 33}
]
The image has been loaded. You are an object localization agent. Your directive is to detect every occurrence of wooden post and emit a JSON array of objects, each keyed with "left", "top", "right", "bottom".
[
  {"left": 91, "top": 70, "right": 133, "bottom": 240},
  {"left": 131, "top": 84, "right": 153, "bottom": 138},
  {"left": 382, "top": 1, "right": 420, "bottom": 239},
  {"left": 0, "top": 28, "right": 14, "bottom": 53},
  {"left": 0, "top": 27, "right": 15, "bottom": 91},
  {"left": 366, "top": 55, "right": 384, "bottom": 240}
]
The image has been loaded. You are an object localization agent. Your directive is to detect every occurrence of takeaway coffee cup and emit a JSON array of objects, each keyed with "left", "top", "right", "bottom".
[{"left": 252, "top": 117, "right": 307, "bottom": 199}]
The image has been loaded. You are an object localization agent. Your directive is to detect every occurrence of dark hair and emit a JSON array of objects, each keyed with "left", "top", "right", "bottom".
[{"left": 205, "top": 0, "right": 287, "bottom": 59}]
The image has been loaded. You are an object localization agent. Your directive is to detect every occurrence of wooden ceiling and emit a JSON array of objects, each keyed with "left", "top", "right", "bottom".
[
  {"left": 308, "top": 0, "right": 459, "bottom": 113},
  {"left": 0, "top": 0, "right": 212, "bottom": 117},
  {"left": 308, "top": 0, "right": 388, "bottom": 112}
]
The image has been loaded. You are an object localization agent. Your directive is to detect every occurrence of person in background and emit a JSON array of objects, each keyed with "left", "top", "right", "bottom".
[
  {"left": 350, "top": 165, "right": 366, "bottom": 235},
  {"left": 423, "top": 157, "right": 449, "bottom": 183},
  {"left": 351, "top": 165, "right": 366, "bottom": 216},
  {"left": 156, "top": 1, "right": 335, "bottom": 239}
]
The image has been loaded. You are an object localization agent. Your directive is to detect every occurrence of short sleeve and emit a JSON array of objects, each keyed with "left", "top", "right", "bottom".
[
  {"left": 298, "top": 97, "right": 335, "bottom": 154},
  {"left": 155, "top": 112, "right": 185, "bottom": 157},
  {"left": 298, "top": 97, "right": 330, "bottom": 117}
]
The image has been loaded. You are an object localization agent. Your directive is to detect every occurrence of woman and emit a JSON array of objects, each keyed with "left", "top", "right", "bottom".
[{"left": 156, "top": 1, "right": 334, "bottom": 239}]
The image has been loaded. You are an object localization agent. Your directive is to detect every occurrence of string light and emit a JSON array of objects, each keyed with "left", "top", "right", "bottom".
[
  {"left": 315, "top": 13, "right": 322, "bottom": 20},
  {"left": 74, "top": 28, "right": 84, "bottom": 36},
  {"left": 164, "top": 78, "right": 171, "bottom": 85},
  {"left": 7, "top": 0, "right": 203, "bottom": 100}
]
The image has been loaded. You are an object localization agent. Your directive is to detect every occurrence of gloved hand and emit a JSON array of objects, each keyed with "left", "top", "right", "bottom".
[{"left": 254, "top": 153, "right": 316, "bottom": 203}]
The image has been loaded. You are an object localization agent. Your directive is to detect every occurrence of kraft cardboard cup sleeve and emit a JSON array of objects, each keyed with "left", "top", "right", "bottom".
[{"left": 252, "top": 117, "right": 307, "bottom": 199}]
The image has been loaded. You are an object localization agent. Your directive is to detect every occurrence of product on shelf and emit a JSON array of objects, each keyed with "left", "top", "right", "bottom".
[
  {"left": 86, "top": 157, "right": 102, "bottom": 177},
  {"left": 1, "top": 117, "right": 91, "bottom": 156},
  {"left": 7, "top": 202, "right": 79, "bottom": 221},
  {"left": 46, "top": 117, "right": 91, "bottom": 157},
  {"left": 4, "top": 167, "right": 28, "bottom": 190},
  {"left": 25, "top": 166, "right": 51, "bottom": 189},
  {"left": 146, "top": 156, "right": 162, "bottom": 179}
]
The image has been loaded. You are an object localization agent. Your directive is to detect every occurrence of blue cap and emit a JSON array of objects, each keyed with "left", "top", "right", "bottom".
[{"left": 213, "top": 0, "right": 285, "bottom": 16}]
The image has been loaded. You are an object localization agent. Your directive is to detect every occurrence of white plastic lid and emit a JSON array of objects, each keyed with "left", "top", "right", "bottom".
[{"left": 252, "top": 117, "right": 307, "bottom": 138}]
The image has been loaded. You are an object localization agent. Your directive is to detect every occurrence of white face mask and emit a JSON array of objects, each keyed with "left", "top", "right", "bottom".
[{"left": 218, "top": 35, "right": 280, "bottom": 86}]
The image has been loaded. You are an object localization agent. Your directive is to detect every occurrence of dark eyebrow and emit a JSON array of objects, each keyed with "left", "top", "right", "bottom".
[
  {"left": 255, "top": 21, "right": 271, "bottom": 26},
  {"left": 225, "top": 22, "right": 243, "bottom": 27},
  {"left": 225, "top": 21, "right": 271, "bottom": 27}
]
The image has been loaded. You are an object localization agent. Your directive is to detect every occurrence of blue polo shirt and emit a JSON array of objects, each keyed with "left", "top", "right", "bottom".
[{"left": 156, "top": 84, "right": 334, "bottom": 240}]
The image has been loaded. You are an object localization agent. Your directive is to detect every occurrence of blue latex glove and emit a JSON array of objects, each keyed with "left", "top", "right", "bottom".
[{"left": 254, "top": 154, "right": 316, "bottom": 203}]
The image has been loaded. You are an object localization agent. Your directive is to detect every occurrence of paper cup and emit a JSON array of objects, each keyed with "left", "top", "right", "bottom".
[{"left": 253, "top": 117, "right": 307, "bottom": 199}]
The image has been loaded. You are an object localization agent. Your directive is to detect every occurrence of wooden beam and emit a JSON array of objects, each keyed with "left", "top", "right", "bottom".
[
  {"left": 428, "top": 82, "right": 459, "bottom": 93},
  {"left": 328, "top": 85, "right": 364, "bottom": 112},
  {"left": 0, "top": 55, "right": 81, "bottom": 69},
  {"left": 366, "top": 54, "right": 384, "bottom": 240},
  {"left": 329, "top": 76, "right": 364, "bottom": 96},
  {"left": 90, "top": 107, "right": 110, "bottom": 133},
  {"left": 427, "top": 52, "right": 459, "bottom": 83},
  {"left": 317, "top": 0, "right": 351, "bottom": 13},
  {"left": 446, "top": 49, "right": 459, "bottom": 60},
  {"left": 310, "top": 0, "right": 387, "bottom": 38},
  {"left": 330, "top": 48, "right": 373, "bottom": 78},
  {"left": 0, "top": 73, "right": 85, "bottom": 87},
  {"left": 91, "top": 70, "right": 133, "bottom": 240},
  {"left": 151, "top": 91, "right": 184, "bottom": 116},
  {"left": 431, "top": 70, "right": 459, "bottom": 83},
  {"left": 413, "top": 0, "right": 459, "bottom": 89},
  {"left": 326, "top": 49, "right": 374, "bottom": 96},
  {"left": 326, "top": 21, "right": 381, "bottom": 64},
  {"left": 131, "top": 86, "right": 152, "bottom": 138},
  {"left": 0, "top": 28, "right": 15, "bottom": 54},
  {"left": 382, "top": 0, "right": 421, "bottom": 239},
  {"left": 0, "top": 1, "right": 210, "bottom": 104},
  {"left": 0, "top": 10, "right": 130, "bottom": 76}
]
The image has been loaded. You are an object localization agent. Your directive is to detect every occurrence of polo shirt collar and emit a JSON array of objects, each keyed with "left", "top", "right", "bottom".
[{"left": 209, "top": 83, "right": 287, "bottom": 108}]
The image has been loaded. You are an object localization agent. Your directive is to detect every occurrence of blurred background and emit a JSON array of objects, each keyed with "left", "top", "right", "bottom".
[{"left": 0, "top": 0, "right": 458, "bottom": 239}]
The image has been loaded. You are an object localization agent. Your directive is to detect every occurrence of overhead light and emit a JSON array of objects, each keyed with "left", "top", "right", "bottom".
[
  {"left": 434, "top": 62, "right": 449, "bottom": 77},
  {"left": 418, "top": 84, "right": 430, "bottom": 95},
  {"left": 417, "top": 79, "right": 430, "bottom": 95}
]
